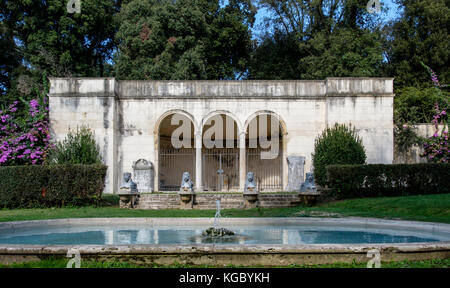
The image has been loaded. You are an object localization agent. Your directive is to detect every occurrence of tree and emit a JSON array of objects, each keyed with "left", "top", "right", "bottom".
[
  {"left": 3, "top": 0, "right": 118, "bottom": 78},
  {"left": 248, "top": 0, "right": 384, "bottom": 79},
  {"left": 248, "top": 31, "right": 302, "bottom": 80},
  {"left": 298, "top": 28, "right": 383, "bottom": 79},
  {"left": 384, "top": 0, "right": 450, "bottom": 88},
  {"left": 0, "top": 0, "right": 23, "bottom": 99},
  {"left": 114, "top": 0, "right": 255, "bottom": 80}
]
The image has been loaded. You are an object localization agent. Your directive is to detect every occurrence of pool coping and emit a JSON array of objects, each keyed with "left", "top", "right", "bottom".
[{"left": 0, "top": 217, "right": 449, "bottom": 266}]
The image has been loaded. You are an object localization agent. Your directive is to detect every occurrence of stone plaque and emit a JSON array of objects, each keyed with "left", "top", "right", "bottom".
[
  {"left": 132, "top": 159, "right": 154, "bottom": 193},
  {"left": 286, "top": 155, "right": 305, "bottom": 192}
]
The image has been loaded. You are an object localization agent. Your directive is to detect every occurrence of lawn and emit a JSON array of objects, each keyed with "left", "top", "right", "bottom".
[
  {"left": 0, "top": 258, "right": 449, "bottom": 268},
  {"left": 0, "top": 193, "right": 449, "bottom": 223}
]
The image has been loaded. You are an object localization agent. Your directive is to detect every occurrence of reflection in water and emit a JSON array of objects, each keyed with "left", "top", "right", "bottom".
[{"left": 0, "top": 226, "right": 442, "bottom": 245}]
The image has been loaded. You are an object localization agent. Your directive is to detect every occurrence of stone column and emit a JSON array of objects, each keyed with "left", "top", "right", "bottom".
[
  {"left": 239, "top": 132, "right": 246, "bottom": 191},
  {"left": 195, "top": 132, "right": 202, "bottom": 191}
]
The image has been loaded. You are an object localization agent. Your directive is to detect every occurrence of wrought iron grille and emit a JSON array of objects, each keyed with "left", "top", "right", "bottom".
[
  {"left": 159, "top": 147, "right": 195, "bottom": 191},
  {"left": 202, "top": 148, "right": 239, "bottom": 191},
  {"left": 246, "top": 146, "right": 283, "bottom": 191}
]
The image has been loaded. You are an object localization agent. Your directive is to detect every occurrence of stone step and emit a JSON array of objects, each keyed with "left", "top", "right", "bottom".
[{"left": 134, "top": 193, "right": 302, "bottom": 210}]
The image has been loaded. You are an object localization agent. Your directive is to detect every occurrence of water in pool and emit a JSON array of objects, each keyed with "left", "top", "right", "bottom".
[{"left": 0, "top": 225, "right": 446, "bottom": 245}]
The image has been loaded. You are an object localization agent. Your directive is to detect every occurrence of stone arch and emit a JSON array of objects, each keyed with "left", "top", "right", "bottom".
[
  {"left": 154, "top": 109, "right": 197, "bottom": 192},
  {"left": 200, "top": 110, "right": 241, "bottom": 191},
  {"left": 244, "top": 110, "right": 287, "bottom": 136},
  {"left": 244, "top": 110, "right": 287, "bottom": 191},
  {"left": 200, "top": 110, "right": 242, "bottom": 135},
  {"left": 154, "top": 109, "right": 199, "bottom": 136}
]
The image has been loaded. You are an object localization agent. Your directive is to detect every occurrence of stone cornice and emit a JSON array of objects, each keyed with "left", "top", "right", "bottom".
[{"left": 48, "top": 77, "right": 395, "bottom": 99}]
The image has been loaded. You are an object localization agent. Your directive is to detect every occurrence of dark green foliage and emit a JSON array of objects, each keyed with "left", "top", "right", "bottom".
[
  {"left": 49, "top": 126, "right": 102, "bottom": 165},
  {"left": 326, "top": 163, "right": 450, "bottom": 199},
  {"left": 0, "top": 164, "right": 107, "bottom": 208},
  {"left": 394, "top": 87, "right": 449, "bottom": 125},
  {"left": 0, "top": 11, "right": 21, "bottom": 97},
  {"left": 248, "top": 32, "right": 302, "bottom": 80},
  {"left": 115, "top": 0, "right": 255, "bottom": 80},
  {"left": 12, "top": 0, "right": 117, "bottom": 77},
  {"left": 249, "top": 0, "right": 384, "bottom": 80},
  {"left": 298, "top": 28, "right": 383, "bottom": 79},
  {"left": 312, "top": 124, "right": 367, "bottom": 186},
  {"left": 384, "top": 0, "right": 450, "bottom": 88},
  {"left": 1, "top": 0, "right": 118, "bottom": 107}
]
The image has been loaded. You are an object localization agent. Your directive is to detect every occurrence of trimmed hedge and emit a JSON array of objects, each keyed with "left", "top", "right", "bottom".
[
  {"left": 326, "top": 163, "right": 450, "bottom": 200},
  {"left": 0, "top": 164, "right": 107, "bottom": 208}
]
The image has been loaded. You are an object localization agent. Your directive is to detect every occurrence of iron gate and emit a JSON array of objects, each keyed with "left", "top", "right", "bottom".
[
  {"left": 246, "top": 146, "right": 282, "bottom": 191},
  {"left": 159, "top": 147, "right": 195, "bottom": 191},
  {"left": 202, "top": 148, "right": 239, "bottom": 191}
]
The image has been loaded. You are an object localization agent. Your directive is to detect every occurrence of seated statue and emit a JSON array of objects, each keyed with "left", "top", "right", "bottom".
[
  {"left": 120, "top": 172, "right": 138, "bottom": 193},
  {"left": 180, "top": 172, "right": 194, "bottom": 193},
  {"left": 244, "top": 172, "right": 257, "bottom": 193},
  {"left": 300, "top": 172, "right": 317, "bottom": 193}
]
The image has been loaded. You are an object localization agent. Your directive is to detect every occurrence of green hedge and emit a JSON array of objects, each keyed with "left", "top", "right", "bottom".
[
  {"left": 326, "top": 163, "right": 450, "bottom": 199},
  {"left": 0, "top": 164, "right": 107, "bottom": 208}
]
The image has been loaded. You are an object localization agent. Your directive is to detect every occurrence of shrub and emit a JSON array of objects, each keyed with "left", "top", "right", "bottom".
[
  {"left": 418, "top": 63, "right": 449, "bottom": 163},
  {"left": 421, "top": 104, "right": 449, "bottom": 163},
  {"left": 48, "top": 126, "right": 102, "bottom": 164},
  {"left": 0, "top": 164, "right": 107, "bottom": 208},
  {"left": 326, "top": 163, "right": 450, "bottom": 200},
  {"left": 312, "top": 123, "right": 366, "bottom": 186},
  {"left": 0, "top": 88, "right": 52, "bottom": 166}
]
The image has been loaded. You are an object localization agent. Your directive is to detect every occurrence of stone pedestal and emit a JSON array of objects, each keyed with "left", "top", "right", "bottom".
[
  {"left": 299, "top": 192, "right": 321, "bottom": 207},
  {"left": 286, "top": 155, "right": 305, "bottom": 192},
  {"left": 118, "top": 191, "right": 139, "bottom": 208},
  {"left": 243, "top": 191, "right": 259, "bottom": 209},
  {"left": 178, "top": 191, "right": 195, "bottom": 209},
  {"left": 132, "top": 159, "right": 154, "bottom": 193}
]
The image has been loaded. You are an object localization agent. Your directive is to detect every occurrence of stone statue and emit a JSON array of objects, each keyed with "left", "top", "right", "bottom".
[
  {"left": 132, "top": 159, "right": 154, "bottom": 193},
  {"left": 244, "top": 172, "right": 257, "bottom": 193},
  {"left": 286, "top": 155, "right": 305, "bottom": 192},
  {"left": 120, "top": 172, "right": 138, "bottom": 193},
  {"left": 300, "top": 172, "right": 317, "bottom": 193},
  {"left": 180, "top": 172, "right": 194, "bottom": 193}
]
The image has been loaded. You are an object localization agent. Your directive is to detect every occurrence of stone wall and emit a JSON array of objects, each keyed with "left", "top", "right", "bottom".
[
  {"left": 394, "top": 124, "right": 446, "bottom": 164},
  {"left": 136, "top": 193, "right": 301, "bottom": 210},
  {"left": 48, "top": 77, "right": 394, "bottom": 194}
]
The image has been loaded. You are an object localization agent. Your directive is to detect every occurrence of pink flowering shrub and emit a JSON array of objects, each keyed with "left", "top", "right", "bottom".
[
  {"left": 420, "top": 63, "right": 449, "bottom": 163},
  {"left": 0, "top": 94, "right": 52, "bottom": 166},
  {"left": 421, "top": 105, "right": 449, "bottom": 163}
]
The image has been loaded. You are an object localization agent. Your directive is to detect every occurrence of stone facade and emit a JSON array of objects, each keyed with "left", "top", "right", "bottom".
[
  {"left": 394, "top": 124, "right": 446, "bottom": 164},
  {"left": 48, "top": 78, "right": 394, "bottom": 194}
]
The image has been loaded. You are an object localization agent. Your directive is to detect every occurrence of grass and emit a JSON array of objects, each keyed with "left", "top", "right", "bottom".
[
  {"left": 1, "top": 258, "right": 449, "bottom": 268},
  {"left": 0, "top": 193, "right": 449, "bottom": 223},
  {"left": 0, "top": 194, "right": 448, "bottom": 269}
]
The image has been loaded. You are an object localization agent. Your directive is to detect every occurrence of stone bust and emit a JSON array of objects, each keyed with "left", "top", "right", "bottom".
[
  {"left": 244, "top": 172, "right": 257, "bottom": 193},
  {"left": 179, "top": 172, "right": 194, "bottom": 193},
  {"left": 300, "top": 172, "right": 317, "bottom": 193},
  {"left": 120, "top": 172, "right": 138, "bottom": 193}
]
